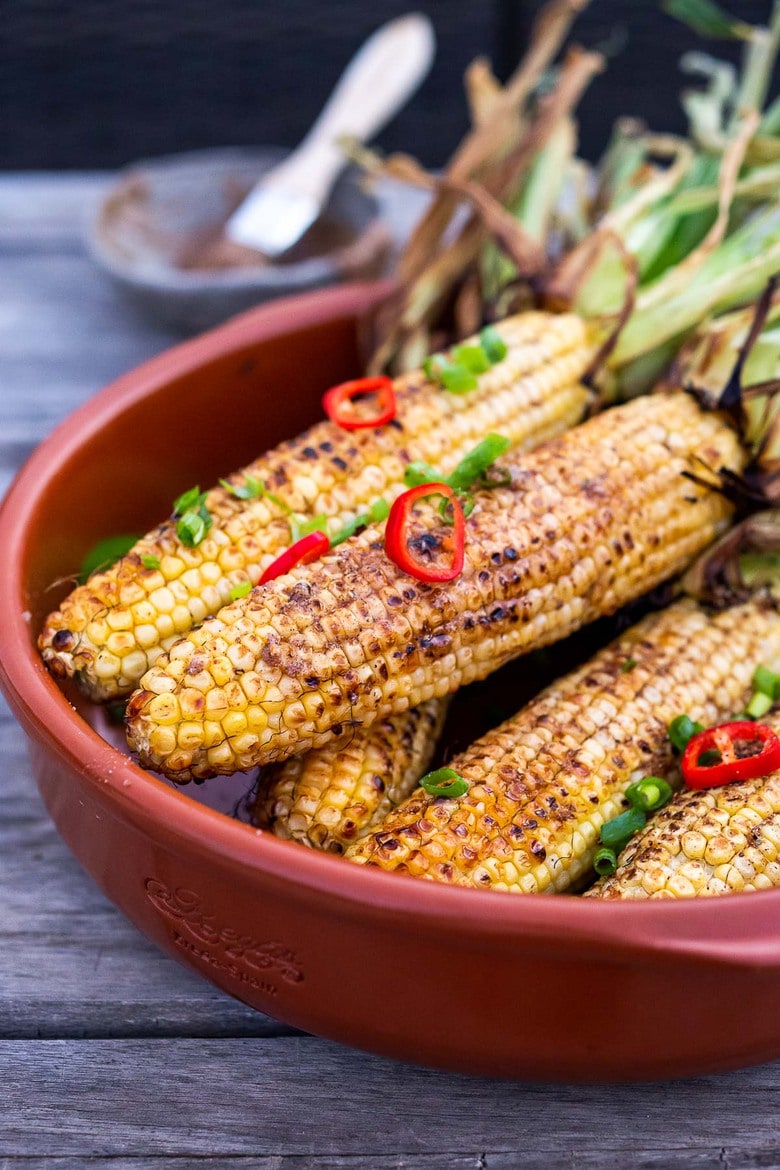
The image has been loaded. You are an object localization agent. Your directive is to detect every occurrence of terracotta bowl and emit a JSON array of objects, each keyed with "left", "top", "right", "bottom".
[{"left": 2, "top": 281, "right": 780, "bottom": 1083}]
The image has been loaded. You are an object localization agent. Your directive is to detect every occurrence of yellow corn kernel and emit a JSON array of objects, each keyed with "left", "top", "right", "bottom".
[
  {"left": 587, "top": 711, "right": 780, "bottom": 900},
  {"left": 255, "top": 699, "right": 448, "bottom": 852},
  {"left": 127, "top": 392, "right": 744, "bottom": 782},
  {"left": 40, "top": 311, "right": 594, "bottom": 700},
  {"left": 347, "top": 599, "right": 780, "bottom": 893}
]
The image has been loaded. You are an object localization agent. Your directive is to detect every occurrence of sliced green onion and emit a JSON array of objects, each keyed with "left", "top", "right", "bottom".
[
  {"left": 593, "top": 847, "right": 618, "bottom": 876},
  {"left": 423, "top": 354, "right": 478, "bottom": 393},
  {"left": 330, "top": 521, "right": 357, "bottom": 547},
  {"left": 753, "top": 664, "right": 780, "bottom": 699},
  {"left": 173, "top": 485, "right": 207, "bottom": 516},
  {"left": 403, "top": 435, "right": 511, "bottom": 500},
  {"left": 452, "top": 343, "right": 491, "bottom": 375},
  {"left": 668, "top": 714, "right": 704, "bottom": 753},
  {"left": 330, "top": 496, "right": 390, "bottom": 547},
  {"left": 289, "top": 513, "right": 328, "bottom": 543},
  {"left": 229, "top": 580, "right": 252, "bottom": 601},
  {"left": 476, "top": 465, "right": 512, "bottom": 489},
  {"left": 436, "top": 493, "right": 475, "bottom": 524},
  {"left": 439, "top": 362, "right": 478, "bottom": 394},
  {"left": 446, "top": 434, "right": 511, "bottom": 493},
  {"left": 79, "top": 534, "right": 140, "bottom": 582},
  {"left": 479, "top": 325, "right": 508, "bottom": 363},
  {"left": 625, "top": 776, "right": 673, "bottom": 813},
  {"left": 746, "top": 691, "right": 774, "bottom": 720},
  {"left": 422, "top": 353, "right": 447, "bottom": 381},
  {"left": 698, "top": 748, "right": 722, "bottom": 767},
  {"left": 220, "top": 474, "right": 262, "bottom": 500},
  {"left": 176, "top": 508, "right": 212, "bottom": 549},
  {"left": 424, "top": 329, "right": 503, "bottom": 393},
  {"left": 220, "top": 474, "right": 292, "bottom": 514},
  {"left": 404, "top": 460, "right": 442, "bottom": 488},
  {"left": 600, "top": 807, "right": 647, "bottom": 851},
  {"left": 267, "top": 489, "right": 292, "bottom": 514},
  {"left": 420, "top": 767, "right": 469, "bottom": 799},
  {"left": 620, "top": 657, "right": 638, "bottom": 674},
  {"left": 368, "top": 496, "right": 390, "bottom": 524},
  {"left": 173, "top": 485, "right": 213, "bottom": 549},
  {"left": 141, "top": 554, "right": 160, "bottom": 570}
]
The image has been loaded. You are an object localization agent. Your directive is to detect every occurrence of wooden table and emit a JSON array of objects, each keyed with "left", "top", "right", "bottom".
[{"left": 2, "top": 173, "right": 780, "bottom": 1169}]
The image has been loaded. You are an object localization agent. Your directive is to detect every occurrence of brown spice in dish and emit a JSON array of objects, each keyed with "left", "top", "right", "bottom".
[{"left": 102, "top": 172, "right": 361, "bottom": 273}]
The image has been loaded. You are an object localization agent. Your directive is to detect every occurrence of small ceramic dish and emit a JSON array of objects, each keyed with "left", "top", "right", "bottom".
[
  {"left": 88, "top": 149, "right": 392, "bottom": 333},
  {"left": 2, "top": 282, "right": 780, "bottom": 1082}
]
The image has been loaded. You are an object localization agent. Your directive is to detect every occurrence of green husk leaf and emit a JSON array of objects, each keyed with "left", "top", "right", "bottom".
[
  {"left": 662, "top": 0, "right": 752, "bottom": 41},
  {"left": 679, "top": 51, "right": 738, "bottom": 146},
  {"left": 664, "top": 161, "right": 780, "bottom": 216},
  {"left": 740, "top": 551, "right": 780, "bottom": 586},
  {"left": 612, "top": 205, "right": 780, "bottom": 369},
  {"left": 760, "top": 92, "right": 780, "bottom": 135},
  {"left": 684, "top": 511, "right": 780, "bottom": 606},
  {"left": 513, "top": 117, "right": 576, "bottom": 242}
]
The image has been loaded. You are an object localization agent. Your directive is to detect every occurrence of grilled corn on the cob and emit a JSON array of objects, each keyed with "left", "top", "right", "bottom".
[
  {"left": 254, "top": 698, "right": 448, "bottom": 852},
  {"left": 126, "top": 391, "right": 743, "bottom": 781},
  {"left": 40, "top": 312, "right": 593, "bottom": 701},
  {"left": 347, "top": 599, "right": 780, "bottom": 891},
  {"left": 586, "top": 710, "right": 780, "bottom": 898}
]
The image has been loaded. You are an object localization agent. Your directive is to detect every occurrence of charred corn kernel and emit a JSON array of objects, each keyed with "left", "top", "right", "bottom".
[
  {"left": 347, "top": 600, "right": 780, "bottom": 891},
  {"left": 40, "top": 312, "right": 594, "bottom": 701},
  {"left": 149, "top": 726, "right": 177, "bottom": 758},
  {"left": 254, "top": 698, "right": 448, "bottom": 853},
  {"left": 127, "top": 392, "right": 744, "bottom": 782},
  {"left": 586, "top": 710, "right": 780, "bottom": 899}
]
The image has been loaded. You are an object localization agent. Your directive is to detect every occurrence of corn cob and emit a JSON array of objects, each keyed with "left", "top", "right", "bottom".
[
  {"left": 585, "top": 710, "right": 780, "bottom": 899},
  {"left": 126, "top": 391, "right": 744, "bottom": 782},
  {"left": 40, "top": 312, "right": 593, "bottom": 701},
  {"left": 254, "top": 698, "right": 448, "bottom": 853},
  {"left": 347, "top": 599, "right": 780, "bottom": 891}
]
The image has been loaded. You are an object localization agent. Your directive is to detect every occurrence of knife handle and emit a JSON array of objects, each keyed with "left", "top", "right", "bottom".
[{"left": 263, "top": 13, "right": 435, "bottom": 201}]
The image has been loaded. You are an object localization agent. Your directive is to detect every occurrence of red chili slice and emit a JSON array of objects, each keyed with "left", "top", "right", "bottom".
[
  {"left": 322, "top": 376, "right": 396, "bottom": 431},
  {"left": 681, "top": 720, "right": 780, "bottom": 789},
  {"left": 258, "top": 530, "right": 330, "bottom": 585},
  {"left": 384, "top": 483, "right": 465, "bottom": 584}
]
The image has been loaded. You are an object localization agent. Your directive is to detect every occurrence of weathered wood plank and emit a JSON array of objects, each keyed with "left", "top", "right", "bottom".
[
  {"left": 0, "top": 1156, "right": 774, "bottom": 1170},
  {"left": 0, "top": 174, "right": 107, "bottom": 246},
  {"left": 0, "top": 1161, "right": 482, "bottom": 1170},
  {"left": 0, "top": 702, "right": 294, "bottom": 1039},
  {"left": 1, "top": 1039, "right": 780, "bottom": 1160},
  {"left": 1, "top": 1154, "right": 779, "bottom": 1170}
]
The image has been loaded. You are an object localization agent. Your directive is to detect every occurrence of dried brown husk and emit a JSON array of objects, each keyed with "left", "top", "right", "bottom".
[
  {"left": 677, "top": 290, "right": 780, "bottom": 608},
  {"left": 673, "top": 282, "right": 780, "bottom": 520},
  {"left": 360, "top": 0, "right": 602, "bottom": 371},
  {"left": 682, "top": 510, "right": 780, "bottom": 608},
  {"left": 541, "top": 227, "right": 638, "bottom": 391},
  {"left": 396, "top": 0, "right": 590, "bottom": 287}
]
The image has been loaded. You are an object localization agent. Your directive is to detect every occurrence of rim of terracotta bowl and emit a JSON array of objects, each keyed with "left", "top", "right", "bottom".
[{"left": 2, "top": 279, "right": 780, "bottom": 973}]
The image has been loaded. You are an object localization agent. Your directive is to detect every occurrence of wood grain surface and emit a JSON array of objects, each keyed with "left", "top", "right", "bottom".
[{"left": 1, "top": 173, "right": 779, "bottom": 1168}]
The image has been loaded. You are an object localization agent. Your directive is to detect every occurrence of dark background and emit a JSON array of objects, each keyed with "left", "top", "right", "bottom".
[{"left": 0, "top": 0, "right": 774, "bottom": 170}]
